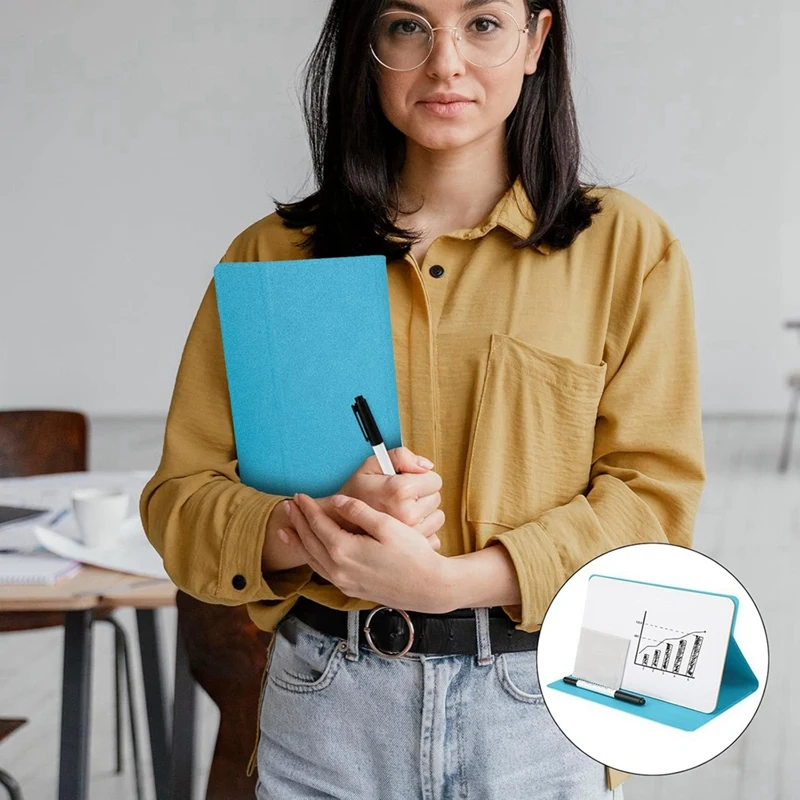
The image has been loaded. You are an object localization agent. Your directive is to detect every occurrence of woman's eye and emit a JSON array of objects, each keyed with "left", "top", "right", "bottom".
[
  {"left": 389, "top": 20, "right": 424, "bottom": 36},
  {"left": 470, "top": 16, "right": 501, "bottom": 33}
]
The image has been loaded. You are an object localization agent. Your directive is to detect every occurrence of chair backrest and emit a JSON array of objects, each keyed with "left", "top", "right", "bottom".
[
  {"left": 176, "top": 591, "right": 271, "bottom": 799},
  {"left": 0, "top": 410, "right": 88, "bottom": 478}
]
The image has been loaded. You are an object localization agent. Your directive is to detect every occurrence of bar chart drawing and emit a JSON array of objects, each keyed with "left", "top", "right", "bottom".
[
  {"left": 633, "top": 611, "right": 706, "bottom": 678},
  {"left": 550, "top": 575, "right": 757, "bottom": 721}
]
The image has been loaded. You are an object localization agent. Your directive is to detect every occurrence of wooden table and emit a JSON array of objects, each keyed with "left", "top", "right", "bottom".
[
  {"left": 99, "top": 577, "right": 199, "bottom": 800},
  {"left": 0, "top": 470, "right": 201, "bottom": 799},
  {"left": 0, "top": 565, "right": 195, "bottom": 800}
]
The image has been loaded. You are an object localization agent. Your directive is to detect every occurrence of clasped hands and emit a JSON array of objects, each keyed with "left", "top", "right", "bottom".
[{"left": 278, "top": 447, "right": 452, "bottom": 613}]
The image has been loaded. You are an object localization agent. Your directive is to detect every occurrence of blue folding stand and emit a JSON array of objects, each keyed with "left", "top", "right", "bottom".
[{"left": 547, "top": 579, "right": 760, "bottom": 731}]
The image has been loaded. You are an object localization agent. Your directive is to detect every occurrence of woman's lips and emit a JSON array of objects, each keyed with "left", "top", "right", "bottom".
[{"left": 419, "top": 100, "right": 474, "bottom": 117}]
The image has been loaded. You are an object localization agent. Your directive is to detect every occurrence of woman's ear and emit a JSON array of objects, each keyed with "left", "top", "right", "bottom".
[{"left": 524, "top": 9, "right": 553, "bottom": 76}]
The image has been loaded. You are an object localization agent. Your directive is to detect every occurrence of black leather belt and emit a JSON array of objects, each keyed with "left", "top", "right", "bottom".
[{"left": 289, "top": 595, "right": 539, "bottom": 657}]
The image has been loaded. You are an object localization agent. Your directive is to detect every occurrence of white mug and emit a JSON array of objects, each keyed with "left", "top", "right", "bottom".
[{"left": 71, "top": 488, "right": 129, "bottom": 548}]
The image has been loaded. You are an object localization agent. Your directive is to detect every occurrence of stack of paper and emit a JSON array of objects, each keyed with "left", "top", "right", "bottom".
[{"left": 0, "top": 552, "right": 80, "bottom": 585}]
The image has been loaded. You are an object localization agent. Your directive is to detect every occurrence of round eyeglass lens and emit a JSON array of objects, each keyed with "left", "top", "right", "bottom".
[{"left": 371, "top": 7, "right": 527, "bottom": 71}]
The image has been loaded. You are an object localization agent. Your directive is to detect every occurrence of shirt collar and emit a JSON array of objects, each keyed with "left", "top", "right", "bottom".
[
  {"left": 484, "top": 176, "right": 550, "bottom": 255},
  {"left": 387, "top": 176, "right": 550, "bottom": 255}
]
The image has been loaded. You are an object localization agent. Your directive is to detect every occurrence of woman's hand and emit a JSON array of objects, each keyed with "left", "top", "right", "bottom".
[
  {"left": 336, "top": 446, "right": 445, "bottom": 550},
  {"left": 276, "top": 446, "right": 445, "bottom": 566},
  {"left": 281, "top": 492, "right": 450, "bottom": 614}
]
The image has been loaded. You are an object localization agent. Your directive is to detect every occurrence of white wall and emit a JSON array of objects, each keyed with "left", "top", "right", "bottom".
[
  {"left": 1, "top": 0, "right": 319, "bottom": 414},
  {"left": 2, "top": 0, "right": 797, "bottom": 415},
  {"left": 571, "top": 0, "right": 799, "bottom": 416}
]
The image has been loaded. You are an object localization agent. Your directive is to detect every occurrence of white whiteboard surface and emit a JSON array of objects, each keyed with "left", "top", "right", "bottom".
[{"left": 582, "top": 575, "right": 736, "bottom": 713}]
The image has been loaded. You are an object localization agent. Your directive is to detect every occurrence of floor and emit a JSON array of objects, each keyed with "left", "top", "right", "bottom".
[{"left": 0, "top": 414, "right": 797, "bottom": 799}]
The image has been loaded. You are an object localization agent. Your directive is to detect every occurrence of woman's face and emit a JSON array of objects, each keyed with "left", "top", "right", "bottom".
[{"left": 373, "top": 0, "right": 553, "bottom": 154}]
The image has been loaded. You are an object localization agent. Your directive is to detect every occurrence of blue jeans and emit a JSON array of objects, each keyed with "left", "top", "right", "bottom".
[{"left": 256, "top": 607, "right": 623, "bottom": 799}]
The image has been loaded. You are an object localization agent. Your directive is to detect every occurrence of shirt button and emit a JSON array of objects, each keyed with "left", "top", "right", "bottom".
[
  {"left": 429, "top": 265, "right": 445, "bottom": 278},
  {"left": 232, "top": 574, "right": 247, "bottom": 590}
]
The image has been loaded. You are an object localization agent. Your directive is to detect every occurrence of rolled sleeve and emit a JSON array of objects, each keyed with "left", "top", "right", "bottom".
[
  {"left": 486, "top": 239, "right": 707, "bottom": 632},
  {"left": 217, "top": 489, "right": 314, "bottom": 603}
]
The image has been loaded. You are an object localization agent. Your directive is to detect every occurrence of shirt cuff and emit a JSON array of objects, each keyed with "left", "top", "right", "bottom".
[
  {"left": 216, "top": 490, "right": 313, "bottom": 603},
  {"left": 484, "top": 514, "right": 565, "bottom": 633}
]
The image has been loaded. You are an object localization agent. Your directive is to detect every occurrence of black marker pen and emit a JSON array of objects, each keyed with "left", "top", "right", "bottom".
[
  {"left": 562, "top": 676, "right": 646, "bottom": 706},
  {"left": 352, "top": 395, "right": 396, "bottom": 476}
]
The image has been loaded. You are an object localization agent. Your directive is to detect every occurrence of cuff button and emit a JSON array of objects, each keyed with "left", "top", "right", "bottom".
[{"left": 232, "top": 574, "right": 247, "bottom": 590}]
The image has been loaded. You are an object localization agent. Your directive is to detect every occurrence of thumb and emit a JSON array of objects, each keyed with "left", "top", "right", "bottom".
[
  {"left": 330, "top": 494, "right": 393, "bottom": 541},
  {"left": 388, "top": 445, "right": 434, "bottom": 473}
]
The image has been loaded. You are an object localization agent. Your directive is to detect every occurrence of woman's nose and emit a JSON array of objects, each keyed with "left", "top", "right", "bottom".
[{"left": 426, "top": 27, "right": 466, "bottom": 73}]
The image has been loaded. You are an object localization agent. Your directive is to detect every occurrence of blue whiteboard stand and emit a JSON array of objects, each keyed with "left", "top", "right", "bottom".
[{"left": 547, "top": 576, "right": 759, "bottom": 731}]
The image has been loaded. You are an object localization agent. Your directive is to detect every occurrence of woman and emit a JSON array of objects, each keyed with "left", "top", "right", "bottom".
[{"left": 140, "top": 0, "right": 706, "bottom": 797}]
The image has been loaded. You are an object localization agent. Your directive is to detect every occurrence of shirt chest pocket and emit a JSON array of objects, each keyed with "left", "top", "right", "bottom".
[{"left": 464, "top": 333, "right": 607, "bottom": 533}]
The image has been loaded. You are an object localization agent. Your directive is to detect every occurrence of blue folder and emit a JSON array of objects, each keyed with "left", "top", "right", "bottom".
[
  {"left": 213, "top": 256, "right": 402, "bottom": 497},
  {"left": 547, "top": 575, "right": 760, "bottom": 731}
]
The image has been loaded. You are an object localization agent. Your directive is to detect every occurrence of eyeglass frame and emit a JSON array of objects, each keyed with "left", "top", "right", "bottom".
[{"left": 370, "top": 7, "right": 539, "bottom": 72}]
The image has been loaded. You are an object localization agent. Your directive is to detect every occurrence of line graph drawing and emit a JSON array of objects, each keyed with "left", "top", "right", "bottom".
[{"left": 633, "top": 610, "right": 706, "bottom": 678}]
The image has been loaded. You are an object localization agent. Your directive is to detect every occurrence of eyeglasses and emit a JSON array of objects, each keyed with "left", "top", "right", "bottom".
[{"left": 370, "top": 6, "right": 537, "bottom": 72}]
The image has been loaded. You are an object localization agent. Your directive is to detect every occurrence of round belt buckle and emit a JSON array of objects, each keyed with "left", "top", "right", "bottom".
[{"left": 363, "top": 606, "right": 415, "bottom": 659}]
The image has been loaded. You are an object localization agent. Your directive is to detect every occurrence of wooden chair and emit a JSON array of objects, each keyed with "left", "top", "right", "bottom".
[
  {"left": 0, "top": 719, "right": 26, "bottom": 800},
  {"left": 176, "top": 592, "right": 272, "bottom": 799},
  {"left": 0, "top": 409, "right": 142, "bottom": 795},
  {"left": 0, "top": 410, "right": 87, "bottom": 479}
]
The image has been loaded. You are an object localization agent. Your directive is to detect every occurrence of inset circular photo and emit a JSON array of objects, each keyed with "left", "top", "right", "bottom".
[{"left": 536, "top": 542, "right": 768, "bottom": 776}]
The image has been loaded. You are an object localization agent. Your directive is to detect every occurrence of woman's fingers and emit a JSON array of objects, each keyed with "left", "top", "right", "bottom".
[
  {"left": 289, "top": 493, "right": 442, "bottom": 558},
  {"left": 328, "top": 493, "right": 399, "bottom": 543},
  {"left": 412, "top": 492, "right": 442, "bottom": 523},
  {"left": 285, "top": 496, "right": 340, "bottom": 579},
  {"left": 415, "top": 508, "right": 445, "bottom": 537},
  {"left": 331, "top": 493, "right": 441, "bottom": 551},
  {"left": 403, "top": 469, "right": 443, "bottom": 498},
  {"left": 387, "top": 446, "right": 434, "bottom": 473},
  {"left": 427, "top": 533, "right": 442, "bottom": 550}
]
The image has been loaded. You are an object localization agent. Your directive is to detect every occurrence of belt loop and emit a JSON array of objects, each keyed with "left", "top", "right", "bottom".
[
  {"left": 474, "top": 607, "right": 494, "bottom": 666},
  {"left": 345, "top": 609, "right": 361, "bottom": 662}
]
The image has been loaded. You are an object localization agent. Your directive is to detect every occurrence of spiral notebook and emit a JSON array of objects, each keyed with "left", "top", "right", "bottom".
[{"left": 0, "top": 552, "right": 81, "bottom": 585}]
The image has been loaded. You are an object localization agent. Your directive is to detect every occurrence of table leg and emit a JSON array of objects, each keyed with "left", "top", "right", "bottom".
[
  {"left": 136, "top": 608, "right": 170, "bottom": 800},
  {"left": 169, "top": 620, "right": 197, "bottom": 800},
  {"left": 59, "top": 609, "right": 94, "bottom": 800}
]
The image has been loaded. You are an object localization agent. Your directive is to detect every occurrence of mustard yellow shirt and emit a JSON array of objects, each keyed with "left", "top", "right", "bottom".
[{"left": 140, "top": 178, "right": 705, "bottom": 789}]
